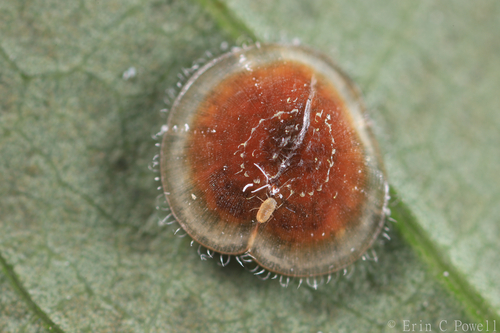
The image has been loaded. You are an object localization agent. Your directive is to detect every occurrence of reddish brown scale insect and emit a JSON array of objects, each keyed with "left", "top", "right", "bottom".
[{"left": 160, "top": 43, "right": 389, "bottom": 278}]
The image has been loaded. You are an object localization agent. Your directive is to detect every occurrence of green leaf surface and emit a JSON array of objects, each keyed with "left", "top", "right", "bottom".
[{"left": 0, "top": 0, "right": 497, "bottom": 332}]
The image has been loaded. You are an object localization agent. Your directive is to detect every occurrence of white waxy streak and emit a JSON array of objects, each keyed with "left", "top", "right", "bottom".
[
  {"left": 273, "top": 75, "right": 317, "bottom": 180},
  {"left": 242, "top": 183, "right": 254, "bottom": 192},
  {"left": 291, "top": 75, "right": 315, "bottom": 151}
]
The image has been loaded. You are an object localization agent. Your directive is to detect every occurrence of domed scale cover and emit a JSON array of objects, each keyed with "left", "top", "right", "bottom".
[{"left": 160, "top": 43, "right": 388, "bottom": 277}]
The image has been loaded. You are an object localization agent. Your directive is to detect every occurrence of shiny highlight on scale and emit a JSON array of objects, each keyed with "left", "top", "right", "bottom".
[{"left": 158, "top": 43, "right": 390, "bottom": 285}]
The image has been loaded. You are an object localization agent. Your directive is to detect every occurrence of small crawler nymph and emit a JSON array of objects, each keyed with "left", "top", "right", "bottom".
[{"left": 256, "top": 198, "right": 277, "bottom": 223}]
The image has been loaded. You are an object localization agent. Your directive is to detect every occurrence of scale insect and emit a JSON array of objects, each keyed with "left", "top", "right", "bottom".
[
  {"left": 256, "top": 197, "right": 277, "bottom": 224},
  {"left": 160, "top": 43, "right": 389, "bottom": 279}
]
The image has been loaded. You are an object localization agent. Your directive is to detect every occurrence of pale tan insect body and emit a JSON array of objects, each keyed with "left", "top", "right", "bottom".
[{"left": 256, "top": 198, "right": 277, "bottom": 223}]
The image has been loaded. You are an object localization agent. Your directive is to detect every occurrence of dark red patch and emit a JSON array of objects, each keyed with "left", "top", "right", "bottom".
[{"left": 188, "top": 61, "right": 366, "bottom": 244}]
